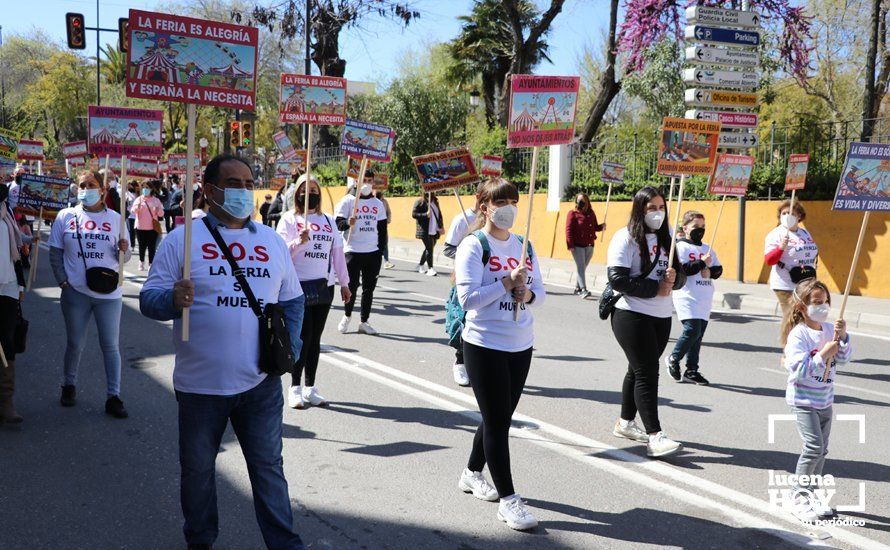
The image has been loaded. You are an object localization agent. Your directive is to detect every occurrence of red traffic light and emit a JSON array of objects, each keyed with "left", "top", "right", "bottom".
[{"left": 66, "top": 13, "right": 86, "bottom": 50}]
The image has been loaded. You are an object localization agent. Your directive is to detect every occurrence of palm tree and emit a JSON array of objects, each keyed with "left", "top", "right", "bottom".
[
  {"left": 445, "top": 0, "right": 550, "bottom": 127},
  {"left": 98, "top": 43, "right": 128, "bottom": 86}
]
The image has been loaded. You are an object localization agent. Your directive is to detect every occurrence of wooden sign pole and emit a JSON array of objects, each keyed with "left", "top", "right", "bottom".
[
  {"left": 453, "top": 188, "right": 471, "bottom": 228},
  {"left": 346, "top": 156, "right": 369, "bottom": 244},
  {"left": 667, "top": 174, "right": 686, "bottom": 270},
  {"left": 118, "top": 156, "right": 128, "bottom": 286},
  {"left": 708, "top": 194, "right": 728, "bottom": 250},
  {"left": 26, "top": 207, "right": 43, "bottom": 292},
  {"left": 602, "top": 179, "right": 614, "bottom": 234},
  {"left": 181, "top": 104, "right": 196, "bottom": 342},
  {"left": 0, "top": 334, "right": 7, "bottom": 368},
  {"left": 513, "top": 145, "right": 540, "bottom": 322}
]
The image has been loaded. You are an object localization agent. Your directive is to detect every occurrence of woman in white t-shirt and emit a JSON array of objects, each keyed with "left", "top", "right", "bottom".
[
  {"left": 48, "top": 170, "right": 131, "bottom": 419},
  {"left": 763, "top": 200, "right": 818, "bottom": 321},
  {"left": 334, "top": 173, "right": 388, "bottom": 335},
  {"left": 454, "top": 178, "right": 545, "bottom": 531},
  {"left": 277, "top": 174, "right": 351, "bottom": 410},
  {"left": 412, "top": 192, "right": 444, "bottom": 276},
  {"left": 667, "top": 210, "right": 723, "bottom": 386},
  {"left": 606, "top": 185, "right": 686, "bottom": 458}
]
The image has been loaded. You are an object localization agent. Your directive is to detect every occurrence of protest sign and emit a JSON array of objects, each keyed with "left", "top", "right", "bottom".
[
  {"left": 601, "top": 161, "right": 626, "bottom": 184},
  {"left": 507, "top": 75, "right": 580, "bottom": 148},
  {"left": 272, "top": 130, "right": 298, "bottom": 159},
  {"left": 16, "top": 173, "right": 72, "bottom": 216},
  {"left": 128, "top": 157, "right": 159, "bottom": 178},
  {"left": 708, "top": 153, "right": 753, "bottom": 196},
  {"left": 0, "top": 159, "right": 15, "bottom": 178},
  {"left": 63, "top": 140, "right": 88, "bottom": 159},
  {"left": 371, "top": 173, "right": 389, "bottom": 191},
  {"left": 68, "top": 156, "right": 87, "bottom": 168},
  {"left": 833, "top": 142, "right": 890, "bottom": 211},
  {"left": 657, "top": 117, "right": 721, "bottom": 176},
  {"left": 88, "top": 106, "right": 163, "bottom": 157},
  {"left": 344, "top": 157, "right": 388, "bottom": 190},
  {"left": 480, "top": 155, "right": 503, "bottom": 177},
  {"left": 168, "top": 153, "right": 202, "bottom": 174},
  {"left": 158, "top": 160, "right": 169, "bottom": 173},
  {"left": 17, "top": 139, "right": 45, "bottom": 161},
  {"left": 279, "top": 74, "right": 347, "bottom": 125},
  {"left": 0, "top": 128, "right": 21, "bottom": 160},
  {"left": 413, "top": 148, "right": 480, "bottom": 193},
  {"left": 126, "top": 9, "right": 258, "bottom": 109},
  {"left": 271, "top": 152, "right": 307, "bottom": 185},
  {"left": 341, "top": 119, "right": 395, "bottom": 162},
  {"left": 785, "top": 153, "right": 809, "bottom": 191}
]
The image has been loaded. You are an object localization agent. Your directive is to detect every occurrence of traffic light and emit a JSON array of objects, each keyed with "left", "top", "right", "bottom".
[
  {"left": 118, "top": 18, "right": 129, "bottom": 53},
  {"left": 230, "top": 121, "right": 242, "bottom": 147},
  {"left": 66, "top": 13, "right": 86, "bottom": 50},
  {"left": 240, "top": 121, "right": 253, "bottom": 146}
]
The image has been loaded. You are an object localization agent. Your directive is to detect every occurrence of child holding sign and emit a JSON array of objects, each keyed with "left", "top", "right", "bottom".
[{"left": 780, "top": 279, "right": 852, "bottom": 522}]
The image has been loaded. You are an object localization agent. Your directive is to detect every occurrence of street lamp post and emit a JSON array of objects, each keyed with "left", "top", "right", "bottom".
[
  {"left": 199, "top": 137, "right": 209, "bottom": 166},
  {"left": 211, "top": 126, "right": 222, "bottom": 156}
]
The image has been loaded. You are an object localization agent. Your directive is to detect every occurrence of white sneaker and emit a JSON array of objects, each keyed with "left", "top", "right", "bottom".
[
  {"left": 384, "top": 262, "right": 395, "bottom": 269},
  {"left": 579, "top": 290, "right": 591, "bottom": 299},
  {"left": 288, "top": 386, "right": 305, "bottom": 409},
  {"left": 458, "top": 468, "right": 498, "bottom": 501},
  {"left": 453, "top": 362, "right": 470, "bottom": 386},
  {"left": 811, "top": 496, "right": 835, "bottom": 518},
  {"left": 792, "top": 498, "right": 820, "bottom": 523},
  {"left": 302, "top": 386, "right": 327, "bottom": 407},
  {"left": 418, "top": 265, "right": 428, "bottom": 274},
  {"left": 497, "top": 495, "right": 538, "bottom": 530},
  {"left": 612, "top": 419, "right": 649, "bottom": 442},
  {"left": 138, "top": 261, "right": 145, "bottom": 271},
  {"left": 427, "top": 268, "right": 438, "bottom": 277},
  {"left": 647, "top": 431, "right": 682, "bottom": 457},
  {"left": 358, "top": 322, "right": 378, "bottom": 336},
  {"left": 338, "top": 316, "right": 351, "bottom": 334}
]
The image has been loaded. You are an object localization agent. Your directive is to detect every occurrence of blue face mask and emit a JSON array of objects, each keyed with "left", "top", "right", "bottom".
[
  {"left": 141, "top": 188, "right": 151, "bottom": 196},
  {"left": 212, "top": 185, "right": 254, "bottom": 220},
  {"left": 77, "top": 188, "right": 101, "bottom": 207}
]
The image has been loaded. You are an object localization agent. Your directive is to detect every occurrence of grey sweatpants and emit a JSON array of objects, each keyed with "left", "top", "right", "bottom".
[
  {"left": 791, "top": 404, "right": 833, "bottom": 490},
  {"left": 571, "top": 246, "right": 594, "bottom": 291}
]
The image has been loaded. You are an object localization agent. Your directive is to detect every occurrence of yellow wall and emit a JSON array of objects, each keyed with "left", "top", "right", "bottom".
[{"left": 256, "top": 188, "right": 890, "bottom": 298}]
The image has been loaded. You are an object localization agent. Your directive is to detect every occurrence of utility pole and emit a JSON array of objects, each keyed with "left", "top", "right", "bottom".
[
  {"left": 96, "top": 0, "right": 101, "bottom": 105},
  {"left": 303, "top": 0, "right": 311, "bottom": 148}
]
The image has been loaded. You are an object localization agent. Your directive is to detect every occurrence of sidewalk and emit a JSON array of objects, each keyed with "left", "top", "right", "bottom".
[{"left": 387, "top": 237, "right": 890, "bottom": 335}]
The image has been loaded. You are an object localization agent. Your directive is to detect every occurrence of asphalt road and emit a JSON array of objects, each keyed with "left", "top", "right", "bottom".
[{"left": 1, "top": 239, "right": 889, "bottom": 550}]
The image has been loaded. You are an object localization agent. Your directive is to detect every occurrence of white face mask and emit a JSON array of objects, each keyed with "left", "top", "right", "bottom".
[
  {"left": 781, "top": 213, "right": 799, "bottom": 229},
  {"left": 109, "top": 180, "right": 118, "bottom": 190},
  {"left": 489, "top": 204, "right": 517, "bottom": 230},
  {"left": 360, "top": 184, "right": 372, "bottom": 196},
  {"left": 807, "top": 303, "right": 830, "bottom": 323},
  {"left": 644, "top": 211, "right": 665, "bottom": 231}
]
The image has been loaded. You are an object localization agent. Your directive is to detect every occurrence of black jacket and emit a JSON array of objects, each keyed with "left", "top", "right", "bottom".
[
  {"left": 412, "top": 198, "right": 443, "bottom": 239},
  {"left": 677, "top": 239, "right": 724, "bottom": 279}
]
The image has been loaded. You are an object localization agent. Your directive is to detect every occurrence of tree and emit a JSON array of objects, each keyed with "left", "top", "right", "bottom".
[
  {"left": 99, "top": 44, "right": 128, "bottom": 86},
  {"left": 621, "top": 38, "right": 684, "bottom": 121},
  {"left": 578, "top": 0, "right": 814, "bottom": 142},
  {"left": 21, "top": 51, "right": 95, "bottom": 149},
  {"left": 444, "top": 0, "right": 550, "bottom": 127},
  {"left": 498, "top": 0, "right": 565, "bottom": 125},
  {"left": 861, "top": 0, "right": 886, "bottom": 140}
]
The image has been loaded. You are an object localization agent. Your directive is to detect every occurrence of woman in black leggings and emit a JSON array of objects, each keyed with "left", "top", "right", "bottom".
[
  {"left": 606, "top": 185, "right": 686, "bottom": 458},
  {"left": 412, "top": 192, "right": 444, "bottom": 276},
  {"left": 454, "top": 178, "right": 546, "bottom": 531},
  {"left": 277, "top": 174, "right": 351, "bottom": 409}
]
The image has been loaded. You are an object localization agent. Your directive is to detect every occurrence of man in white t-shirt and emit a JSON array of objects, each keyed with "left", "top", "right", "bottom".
[{"left": 139, "top": 155, "right": 306, "bottom": 549}]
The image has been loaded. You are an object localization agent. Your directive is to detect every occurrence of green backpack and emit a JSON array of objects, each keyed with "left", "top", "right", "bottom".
[{"left": 444, "top": 231, "right": 531, "bottom": 349}]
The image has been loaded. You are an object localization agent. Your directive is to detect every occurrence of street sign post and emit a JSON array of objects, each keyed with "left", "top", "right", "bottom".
[
  {"left": 685, "top": 110, "right": 758, "bottom": 128},
  {"left": 686, "top": 6, "right": 760, "bottom": 28},
  {"left": 717, "top": 131, "right": 759, "bottom": 148},
  {"left": 682, "top": 68, "right": 759, "bottom": 89},
  {"left": 684, "top": 25, "right": 760, "bottom": 48},
  {"left": 684, "top": 88, "right": 758, "bottom": 108},
  {"left": 685, "top": 46, "right": 759, "bottom": 68}
]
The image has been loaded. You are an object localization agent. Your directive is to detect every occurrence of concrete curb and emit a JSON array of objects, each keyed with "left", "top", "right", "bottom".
[{"left": 388, "top": 242, "right": 890, "bottom": 336}]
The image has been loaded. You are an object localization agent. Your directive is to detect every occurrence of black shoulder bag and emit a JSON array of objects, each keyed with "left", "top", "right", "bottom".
[
  {"left": 299, "top": 214, "right": 334, "bottom": 307},
  {"left": 599, "top": 246, "right": 661, "bottom": 320},
  {"left": 74, "top": 214, "right": 119, "bottom": 294},
  {"left": 202, "top": 218, "right": 295, "bottom": 377}
]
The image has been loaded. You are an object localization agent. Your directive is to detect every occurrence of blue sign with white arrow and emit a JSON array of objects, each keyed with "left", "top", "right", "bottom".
[{"left": 684, "top": 25, "right": 760, "bottom": 48}]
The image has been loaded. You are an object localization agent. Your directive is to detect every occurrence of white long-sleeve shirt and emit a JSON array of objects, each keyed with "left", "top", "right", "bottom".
[
  {"left": 784, "top": 321, "right": 852, "bottom": 409},
  {"left": 455, "top": 231, "right": 545, "bottom": 352}
]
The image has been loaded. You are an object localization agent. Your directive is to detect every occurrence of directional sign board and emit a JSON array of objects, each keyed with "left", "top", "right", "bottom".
[
  {"left": 685, "top": 110, "right": 758, "bottom": 128},
  {"left": 682, "top": 68, "right": 758, "bottom": 89},
  {"left": 718, "top": 131, "right": 758, "bottom": 148},
  {"left": 685, "top": 25, "right": 760, "bottom": 48},
  {"left": 686, "top": 6, "right": 760, "bottom": 28},
  {"left": 685, "top": 46, "right": 759, "bottom": 69},
  {"left": 685, "top": 88, "right": 758, "bottom": 108}
]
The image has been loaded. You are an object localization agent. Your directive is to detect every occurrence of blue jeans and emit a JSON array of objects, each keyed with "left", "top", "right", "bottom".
[
  {"left": 791, "top": 405, "right": 833, "bottom": 491},
  {"left": 176, "top": 375, "right": 304, "bottom": 549},
  {"left": 60, "top": 287, "right": 122, "bottom": 396},
  {"left": 670, "top": 319, "right": 709, "bottom": 371}
]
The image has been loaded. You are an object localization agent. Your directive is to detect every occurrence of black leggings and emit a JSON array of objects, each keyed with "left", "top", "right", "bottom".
[
  {"left": 345, "top": 251, "right": 382, "bottom": 322},
  {"left": 418, "top": 235, "right": 437, "bottom": 268},
  {"left": 611, "top": 308, "right": 672, "bottom": 434},
  {"left": 292, "top": 287, "right": 334, "bottom": 387},
  {"left": 464, "top": 341, "right": 533, "bottom": 498},
  {"left": 136, "top": 229, "right": 159, "bottom": 264}
]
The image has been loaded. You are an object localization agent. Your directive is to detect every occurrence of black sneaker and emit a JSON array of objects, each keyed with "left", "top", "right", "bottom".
[
  {"left": 60, "top": 385, "right": 76, "bottom": 407},
  {"left": 105, "top": 396, "right": 129, "bottom": 419},
  {"left": 683, "top": 370, "right": 710, "bottom": 385},
  {"left": 664, "top": 356, "right": 681, "bottom": 382}
]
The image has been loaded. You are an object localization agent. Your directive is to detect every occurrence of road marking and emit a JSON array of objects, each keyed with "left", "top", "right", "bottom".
[
  {"left": 320, "top": 348, "right": 875, "bottom": 549},
  {"left": 321, "top": 345, "right": 884, "bottom": 550},
  {"left": 758, "top": 367, "right": 890, "bottom": 400}
]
